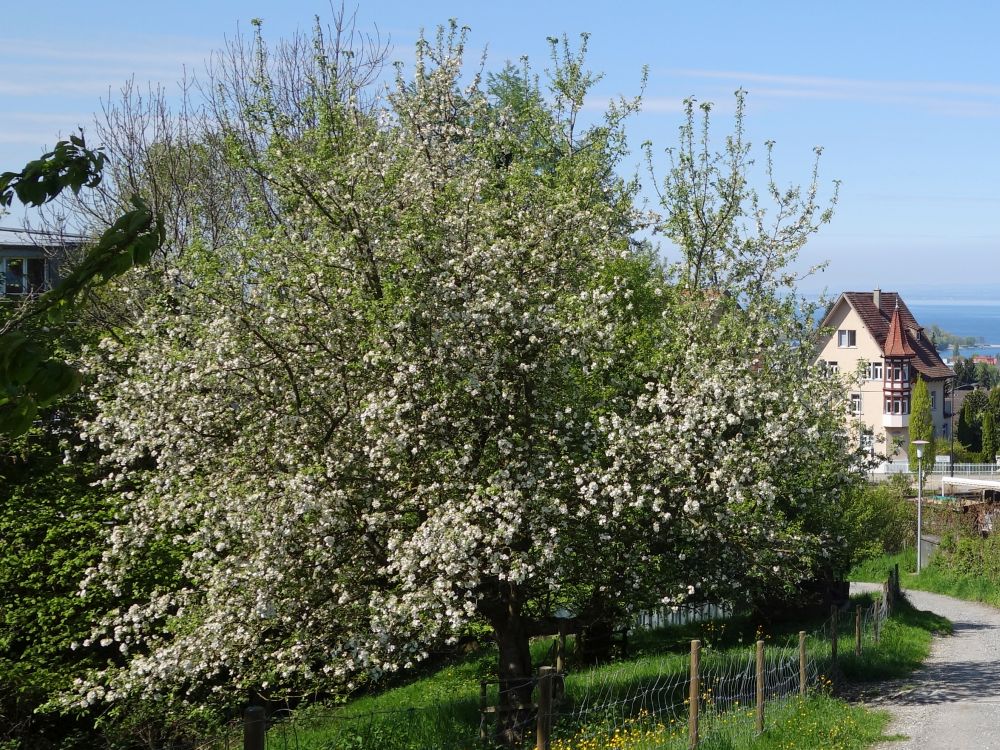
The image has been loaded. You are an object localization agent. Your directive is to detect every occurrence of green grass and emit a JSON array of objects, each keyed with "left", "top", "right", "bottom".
[
  {"left": 264, "top": 595, "right": 948, "bottom": 750},
  {"left": 839, "top": 596, "right": 951, "bottom": 682},
  {"left": 550, "top": 694, "right": 894, "bottom": 750},
  {"left": 850, "top": 548, "right": 1000, "bottom": 608}
]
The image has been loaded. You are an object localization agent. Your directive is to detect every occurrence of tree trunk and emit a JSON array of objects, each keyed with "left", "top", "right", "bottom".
[{"left": 487, "top": 593, "right": 535, "bottom": 746}]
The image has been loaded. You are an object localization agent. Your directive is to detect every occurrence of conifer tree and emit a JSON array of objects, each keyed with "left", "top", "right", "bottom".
[
  {"left": 983, "top": 410, "right": 998, "bottom": 464},
  {"left": 908, "top": 375, "right": 934, "bottom": 473}
]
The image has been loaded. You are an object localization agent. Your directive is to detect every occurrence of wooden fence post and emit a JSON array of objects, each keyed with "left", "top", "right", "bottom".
[
  {"left": 688, "top": 640, "right": 700, "bottom": 750},
  {"left": 479, "top": 681, "right": 489, "bottom": 744},
  {"left": 555, "top": 622, "right": 566, "bottom": 701},
  {"left": 855, "top": 606, "right": 862, "bottom": 656},
  {"left": 243, "top": 706, "right": 266, "bottom": 750},
  {"left": 798, "top": 631, "right": 807, "bottom": 697},
  {"left": 874, "top": 600, "right": 882, "bottom": 645},
  {"left": 536, "top": 667, "right": 554, "bottom": 750},
  {"left": 830, "top": 606, "right": 838, "bottom": 666},
  {"left": 755, "top": 640, "right": 765, "bottom": 734}
]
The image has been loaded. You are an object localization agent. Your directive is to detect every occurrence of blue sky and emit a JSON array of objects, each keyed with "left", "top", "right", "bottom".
[{"left": 3, "top": 1, "right": 1000, "bottom": 294}]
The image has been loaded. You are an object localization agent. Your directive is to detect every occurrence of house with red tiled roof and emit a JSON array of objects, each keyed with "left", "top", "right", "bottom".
[{"left": 816, "top": 289, "right": 955, "bottom": 459}]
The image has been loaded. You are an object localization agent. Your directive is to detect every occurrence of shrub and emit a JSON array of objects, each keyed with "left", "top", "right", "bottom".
[{"left": 841, "top": 482, "right": 913, "bottom": 567}]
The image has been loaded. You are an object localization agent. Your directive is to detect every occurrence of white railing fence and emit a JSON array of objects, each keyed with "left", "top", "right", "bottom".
[{"left": 875, "top": 461, "right": 999, "bottom": 476}]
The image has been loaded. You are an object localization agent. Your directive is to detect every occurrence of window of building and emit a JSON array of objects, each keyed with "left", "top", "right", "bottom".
[
  {"left": 1, "top": 257, "right": 46, "bottom": 296},
  {"left": 887, "top": 362, "right": 911, "bottom": 383},
  {"left": 868, "top": 361, "right": 883, "bottom": 380},
  {"left": 860, "top": 428, "right": 874, "bottom": 453},
  {"left": 884, "top": 395, "right": 910, "bottom": 414},
  {"left": 826, "top": 361, "right": 839, "bottom": 375},
  {"left": 942, "top": 422, "right": 949, "bottom": 438},
  {"left": 930, "top": 391, "right": 936, "bottom": 412},
  {"left": 838, "top": 329, "right": 857, "bottom": 348},
  {"left": 850, "top": 392, "right": 862, "bottom": 415}
]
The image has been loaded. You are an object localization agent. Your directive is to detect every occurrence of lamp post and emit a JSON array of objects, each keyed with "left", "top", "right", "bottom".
[
  {"left": 913, "top": 439, "right": 930, "bottom": 573},
  {"left": 949, "top": 380, "right": 955, "bottom": 478}
]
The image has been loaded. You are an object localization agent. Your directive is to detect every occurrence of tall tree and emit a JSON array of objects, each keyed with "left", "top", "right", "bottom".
[
  {"left": 73, "top": 21, "right": 858, "bottom": 728},
  {"left": 908, "top": 375, "right": 934, "bottom": 473}
]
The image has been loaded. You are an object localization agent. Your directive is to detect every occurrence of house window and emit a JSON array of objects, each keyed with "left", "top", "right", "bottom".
[
  {"left": 826, "top": 360, "right": 839, "bottom": 375},
  {"left": 860, "top": 428, "right": 874, "bottom": 453},
  {"left": 942, "top": 422, "right": 949, "bottom": 438},
  {"left": 884, "top": 396, "right": 910, "bottom": 414},
  {"left": 850, "top": 392, "right": 862, "bottom": 415},
  {"left": 888, "top": 363, "right": 910, "bottom": 383},
  {"left": 930, "top": 391, "right": 936, "bottom": 412},
  {"left": 838, "top": 329, "right": 857, "bottom": 348},
  {"left": 1, "top": 257, "right": 46, "bottom": 296},
  {"left": 869, "top": 361, "right": 883, "bottom": 380}
]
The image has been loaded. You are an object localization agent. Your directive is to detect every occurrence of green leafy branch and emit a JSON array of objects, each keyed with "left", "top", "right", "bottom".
[
  {"left": 0, "top": 134, "right": 164, "bottom": 435},
  {"left": 0, "top": 132, "right": 105, "bottom": 208}
]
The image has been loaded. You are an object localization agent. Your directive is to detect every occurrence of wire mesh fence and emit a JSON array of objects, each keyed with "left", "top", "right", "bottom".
[{"left": 246, "top": 572, "right": 898, "bottom": 750}]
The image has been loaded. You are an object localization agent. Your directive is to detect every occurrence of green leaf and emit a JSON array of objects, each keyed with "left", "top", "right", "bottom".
[
  {"left": 0, "top": 396, "right": 37, "bottom": 436},
  {"left": 5, "top": 342, "right": 43, "bottom": 386},
  {"left": 26, "top": 360, "right": 81, "bottom": 406}
]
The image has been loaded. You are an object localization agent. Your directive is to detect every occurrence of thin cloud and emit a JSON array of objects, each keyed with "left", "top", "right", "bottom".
[
  {"left": 584, "top": 96, "right": 737, "bottom": 115},
  {"left": 2, "top": 112, "right": 93, "bottom": 126},
  {"left": 0, "top": 80, "right": 159, "bottom": 97},
  {"left": 0, "top": 36, "right": 211, "bottom": 68},
  {"left": 0, "top": 35, "right": 211, "bottom": 100},
  {"left": 0, "top": 130, "right": 66, "bottom": 145},
  {"left": 657, "top": 68, "right": 1000, "bottom": 116}
]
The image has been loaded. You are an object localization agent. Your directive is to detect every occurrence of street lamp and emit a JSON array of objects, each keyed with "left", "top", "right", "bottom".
[{"left": 912, "top": 439, "right": 930, "bottom": 573}]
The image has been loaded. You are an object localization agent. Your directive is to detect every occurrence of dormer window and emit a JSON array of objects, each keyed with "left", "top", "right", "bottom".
[{"left": 838, "top": 329, "right": 857, "bottom": 348}]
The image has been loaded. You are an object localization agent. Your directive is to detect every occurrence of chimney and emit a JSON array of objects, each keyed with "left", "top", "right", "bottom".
[{"left": 873, "top": 287, "right": 881, "bottom": 309}]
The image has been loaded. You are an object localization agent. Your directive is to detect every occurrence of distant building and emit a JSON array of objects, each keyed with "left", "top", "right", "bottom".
[
  {"left": 972, "top": 354, "right": 998, "bottom": 366},
  {"left": 0, "top": 234, "right": 74, "bottom": 297},
  {"left": 816, "top": 289, "right": 955, "bottom": 459}
]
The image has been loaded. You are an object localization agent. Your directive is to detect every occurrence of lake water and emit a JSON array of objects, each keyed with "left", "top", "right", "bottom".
[{"left": 903, "top": 285, "right": 1000, "bottom": 357}]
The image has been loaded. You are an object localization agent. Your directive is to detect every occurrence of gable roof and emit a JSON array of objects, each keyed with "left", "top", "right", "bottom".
[{"left": 823, "top": 291, "right": 954, "bottom": 380}]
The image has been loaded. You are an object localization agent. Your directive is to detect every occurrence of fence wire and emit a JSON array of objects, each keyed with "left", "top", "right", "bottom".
[{"left": 254, "top": 582, "right": 895, "bottom": 750}]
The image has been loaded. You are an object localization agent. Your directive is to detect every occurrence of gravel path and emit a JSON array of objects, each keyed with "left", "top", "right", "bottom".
[{"left": 850, "top": 583, "right": 1000, "bottom": 749}]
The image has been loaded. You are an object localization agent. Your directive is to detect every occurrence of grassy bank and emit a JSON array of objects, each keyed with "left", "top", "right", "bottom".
[
  {"left": 850, "top": 547, "right": 1000, "bottom": 608},
  {"left": 550, "top": 694, "right": 892, "bottom": 750},
  {"left": 264, "top": 593, "right": 947, "bottom": 750},
  {"left": 838, "top": 595, "right": 950, "bottom": 682}
]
